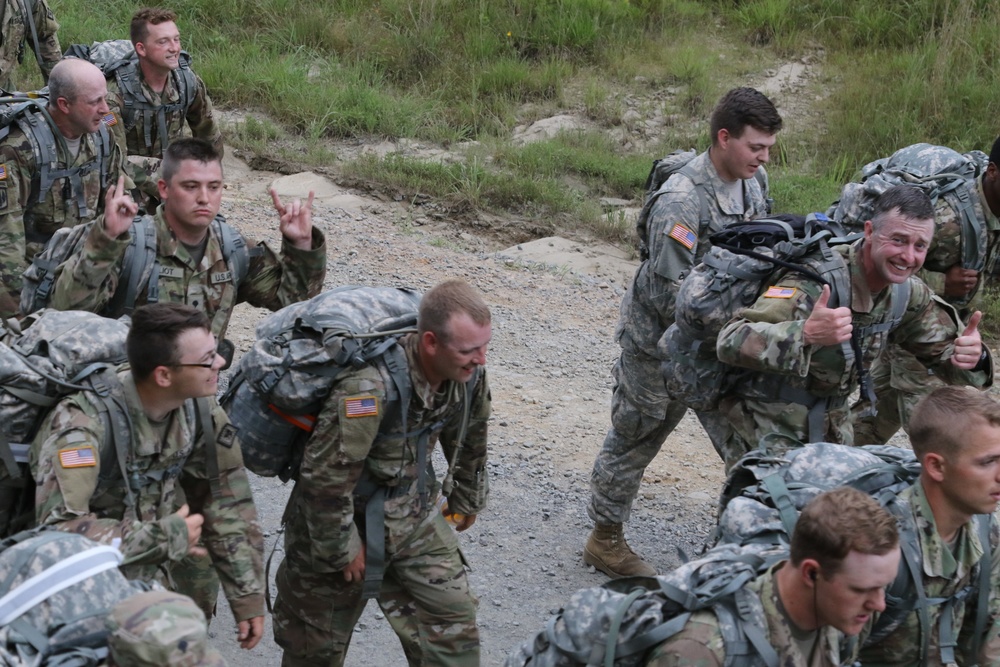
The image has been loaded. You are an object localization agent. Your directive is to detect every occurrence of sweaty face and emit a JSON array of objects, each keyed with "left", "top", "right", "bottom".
[
  {"left": 428, "top": 312, "right": 491, "bottom": 385},
  {"left": 168, "top": 327, "right": 224, "bottom": 399},
  {"left": 816, "top": 548, "right": 900, "bottom": 636},
  {"left": 862, "top": 212, "right": 934, "bottom": 292},
  {"left": 158, "top": 159, "right": 224, "bottom": 242},
  {"left": 714, "top": 126, "right": 776, "bottom": 182},
  {"left": 138, "top": 21, "right": 182, "bottom": 71},
  {"left": 937, "top": 421, "right": 1000, "bottom": 519}
]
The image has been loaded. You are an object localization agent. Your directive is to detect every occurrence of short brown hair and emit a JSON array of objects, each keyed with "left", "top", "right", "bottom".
[
  {"left": 709, "top": 87, "right": 782, "bottom": 145},
  {"left": 127, "top": 303, "right": 210, "bottom": 381},
  {"left": 790, "top": 487, "right": 898, "bottom": 579},
  {"left": 417, "top": 279, "right": 490, "bottom": 343},
  {"left": 130, "top": 8, "right": 178, "bottom": 45},
  {"left": 869, "top": 185, "right": 935, "bottom": 233},
  {"left": 909, "top": 386, "right": 1000, "bottom": 461},
  {"left": 161, "top": 138, "right": 222, "bottom": 183}
]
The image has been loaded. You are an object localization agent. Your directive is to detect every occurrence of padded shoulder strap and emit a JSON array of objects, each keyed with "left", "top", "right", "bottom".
[
  {"left": 107, "top": 215, "right": 159, "bottom": 316},
  {"left": 194, "top": 397, "right": 223, "bottom": 500},
  {"left": 212, "top": 216, "right": 253, "bottom": 290}
]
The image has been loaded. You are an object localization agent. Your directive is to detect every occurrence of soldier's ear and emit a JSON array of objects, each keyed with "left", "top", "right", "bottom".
[{"left": 922, "top": 452, "right": 948, "bottom": 482}]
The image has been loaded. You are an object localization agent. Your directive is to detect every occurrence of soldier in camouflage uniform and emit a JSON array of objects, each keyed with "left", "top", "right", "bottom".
[
  {"left": 107, "top": 590, "right": 227, "bottom": 666},
  {"left": 46, "top": 137, "right": 326, "bottom": 341},
  {"left": 0, "top": 0, "right": 61, "bottom": 91},
  {"left": 0, "top": 57, "right": 127, "bottom": 317},
  {"left": 585, "top": 87, "right": 782, "bottom": 578},
  {"left": 849, "top": 139, "right": 1000, "bottom": 444},
  {"left": 858, "top": 386, "right": 1000, "bottom": 666},
  {"left": 29, "top": 304, "right": 266, "bottom": 651},
  {"left": 105, "top": 8, "right": 222, "bottom": 202},
  {"left": 645, "top": 487, "right": 900, "bottom": 666},
  {"left": 716, "top": 186, "right": 992, "bottom": 454},
  {"left": 273, "top": 279, "right": 491, "bottom": 667}
]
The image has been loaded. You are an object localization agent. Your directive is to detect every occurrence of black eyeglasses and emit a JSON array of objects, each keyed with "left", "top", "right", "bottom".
[{"left": 172, "top": 361, "right": 217, "bottom": 369}]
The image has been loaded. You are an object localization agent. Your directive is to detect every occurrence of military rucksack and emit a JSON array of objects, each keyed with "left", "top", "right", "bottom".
[
  {"left": 20, "top": 213, "right": 257, "bottom": 317},
  {"left": 827, "top": 143, "right": 989, "bottom": 271},
  {"left": 659, "top": 213, "right": 911, "bottom": 435},
  {"left": 65, "top": 39, "right": 198, "bottom": 154},
  {"left": 506, "top": 542, "right": 794, "bottom": 667},
  {"left": 713, "top": 442, "right": 994, "bottom": 667},
  {"left": 0, "top": 95, "right": 114, "bottom": 229},
  {"left": 636, "top": 149, "right": 771, "bottom": 261},
  {"left": 0, "top": 527, "right": 150, "bottom": 666}
]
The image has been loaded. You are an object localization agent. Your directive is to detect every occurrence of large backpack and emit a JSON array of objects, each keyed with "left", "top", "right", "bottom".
[
  {"left": 64, "top": 39, "right": 198, "bottom": 154},
  {"left": 20, "top": 213, "right": 257, "bottom": 317},
  {"left": 713, "top": 442, "right": 994, "bottom": 667},
  {"left": 0, "top": 527, "right": 149, "bottom": 666},
  {"left": 0, "top": 95, "right": 114, "bottom": 226},
  {"left": 636, "top": 149, "right": 771, "bottom": 261},
  {"left": 659, "top": 214, "right": 910, "bottom": 436},
  {"left": 505, "top": 543, "right": 793, "bottom": 667},
  {"left": 827, "top": 143, "right": 989, "bottom": 270}
]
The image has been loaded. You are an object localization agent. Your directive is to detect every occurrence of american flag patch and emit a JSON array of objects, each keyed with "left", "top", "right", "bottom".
[
  {"left": 0, "top": 164, "right": 7, "bottom": 180},
  {"left": 668, "top": 223, "right": 696, "bottom": 250},
  {"left": 344, "top": 396, "right": 378, "bottom": 418},
  {"left": 59, "top": 446, "right": 97, "bottom": 468},
  {"left": 764, "top": 286, "right": 797, "bottom": 299},
  {"left": 102, "top": 112, "right": 117, "bottom": 127}
]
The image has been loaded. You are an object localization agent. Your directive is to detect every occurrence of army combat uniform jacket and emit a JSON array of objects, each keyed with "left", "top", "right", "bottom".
[
  {"left": 0, "top": 0, "right": 60, "bottom": 91},
  {"left": 29, "top": 371, "right": 265, "bottom": 622},
  {"left": 717, "top": 241, "right": 992, "bottom": 448},
  {"left": 617, "top": 150, "right": 769, "bottom": 416},
  {"left": 47, "top": 206, "right": 327, "bottom": 339},
  {"left": 645, "top": 565, "right": 852, "bottom": 667},
  {"left": 859, "top": 481, "right": 1000, "bottom": 666},
  {"left": 0, "top": 120, "right": 126, "bottom": 316}
]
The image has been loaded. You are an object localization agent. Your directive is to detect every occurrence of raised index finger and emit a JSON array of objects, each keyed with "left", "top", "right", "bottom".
[{"left": 269, "top": 187, "right": 284, "bottom": 212}]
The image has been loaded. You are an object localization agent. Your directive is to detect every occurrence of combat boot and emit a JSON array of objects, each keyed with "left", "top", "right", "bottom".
[{"left": 583, "top": 522, "right": 656, "bottom": 578}]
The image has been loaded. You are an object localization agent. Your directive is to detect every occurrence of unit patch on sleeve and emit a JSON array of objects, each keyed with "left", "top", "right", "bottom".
[
  {"left": 344, "top": 396, "right": 379, "bottom": 418},
  {"left": 668, "top": 223, "right": 697, "bottom": 250},
  {"left": 59, "top": 446, "right": 97, "bottom": 468},
  {"left": 217, "top": 423, "right": 238, "bottom": 449},
  {"left": 763, "top": 286, "right": 797, "bottom": 299}
]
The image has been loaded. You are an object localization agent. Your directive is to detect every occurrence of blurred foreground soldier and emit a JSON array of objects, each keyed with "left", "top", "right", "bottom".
[
  {"left": 586, "top": 86, "right": 782, "bottom": 578},
  {"left": 273, "top": 279, "right": 491, "bottom": 667},
  {"left": 0, "top": 0, "right": 61, "bottom": 91},
  {"left": 107, "top": 590, "right": 227, "bottom": 667},
  {"left": 30, "top": 303, "right": 266, "bottom": 650},
  {"left": 0, "top": 57, "right": 126, "bottom": 316},
  {"left": 645, "top": 487, "right": 900, "bottom": 666},
  {"left": 858, "top": 386, "right": 1000, "bottom": 666},
  {"left": 44, "top": 137, "right": 326, "bottom": 341},
  {"left": 716, "top": 186, "right": 991, "bottom": 451}
]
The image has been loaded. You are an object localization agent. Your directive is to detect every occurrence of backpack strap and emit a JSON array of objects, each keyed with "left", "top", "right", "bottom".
[
  {"left": 965, "top": 513, "right": 994, "bottom": 664},
  {"left": 113, "top": 56, "right": 199, "bottom": 152},
  {"left": 194, "top": 397, "right": 224, "bottom": 500},
  {"left": 947, "top": 185, "right": 985, "bottom": 271},
  {"left": 105, "top": 214, "right": 159, "bottom": 317},
  {"left": 852, "top": 280, "right": 911, "bottom": 419},
  {"left": 636, "top": 159, "right": 708, "bottom": 261}
]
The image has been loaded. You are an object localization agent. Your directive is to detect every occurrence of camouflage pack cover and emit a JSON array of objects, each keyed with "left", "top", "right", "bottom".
[
  {"left": 0, "top": 528, "right": 148, "bottom": 666},
  {"left": 223, "top": 286, "right": 422, "bottom": 478},
  {"left": 0, "top": 310, "right": 129, "bottom": 538},
  {"left": 505, "top": 543, "right": 785, "bottom": 667}
]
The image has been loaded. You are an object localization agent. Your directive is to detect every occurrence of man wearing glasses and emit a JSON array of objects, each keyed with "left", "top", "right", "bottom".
[{"left": 30, "top": 302, "right": 266, "bottom": 652}]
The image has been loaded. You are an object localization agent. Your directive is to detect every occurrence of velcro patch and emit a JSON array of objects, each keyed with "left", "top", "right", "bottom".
[
  {"left": 159, "top": 266, "right": 183, "bottom": 279},
  {"left": 211, "top": 270, "right": 233, "bottom": 284},
  {"left": 344, "top": 396, "right": 378, "bottom": 418},
  {"left": 0, "top": 164, "right": 7, "bottom": 180},
  {"left": 764, "top": 286, "right": 797, "bottom": 299},
  {"left": 217, "top": 423, "right": 238, "bottom": 449},
  {"left": 668, "top": 223, "right": 696, "bottom": 250},
  {"left": 102, "top": 112, "right": 118, "bottom": 127},
  {"left": 59, "top": 446, "right": 97, "bottom": 468},
  {"left": 0, "top": 185, "right": 7, "bottom": 211}
]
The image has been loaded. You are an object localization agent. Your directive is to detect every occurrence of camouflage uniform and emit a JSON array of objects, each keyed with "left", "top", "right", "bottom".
[
  {"left": 29, "top": 370, "right": 266, "bottom": 624},
  {"left": 273, "top": 334, "right": 490, "bottom": 667},
  {"left": 590, "top": 150, "right": 770, "bottom": 523},
  {"left": 107, "top": 590, "right": 227, "bottom": 667},
  {"left": 0, "top": 116, "right": 125, "bottom": 317},
  {"left": 644, "top": 564, "right": 853, "bottom": 666},
  {"left": 858, "top": 481, "right": 1000, "bottom": 666},
  {"left": 853, "top": 178, "right": 1000, "bottom": 443},
  {"left": 716, "top": 241, "right": 992, "bottom": 454},
  {"left": 46, "top": 205, "right": 327, "bottom": 340},
  {"left": 0, "top": 0, "right": 60, "bottom": 91}
]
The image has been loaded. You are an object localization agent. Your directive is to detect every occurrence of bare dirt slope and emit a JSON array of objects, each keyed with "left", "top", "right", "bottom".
[{"left": 208, "top": 154, "right": 727, "bottom": 666}]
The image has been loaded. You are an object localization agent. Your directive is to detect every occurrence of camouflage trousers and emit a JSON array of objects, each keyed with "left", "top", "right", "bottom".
[
  {"left": 588, "top": 352, "right": 734, "bottom": 525},
  {"left": 851, "top": 347, "right": 944, "bottom": 445},
  {"left": 169, "top": 552, "right": 220, "bottom": 621},
  {"left": 273, "top": 511, "right": 479, "bottom": 667}
]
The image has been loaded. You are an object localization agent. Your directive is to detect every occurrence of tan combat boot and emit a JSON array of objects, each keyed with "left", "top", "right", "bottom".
[{"left": 583, "top": 522, "right": 656, "bottom": 578}]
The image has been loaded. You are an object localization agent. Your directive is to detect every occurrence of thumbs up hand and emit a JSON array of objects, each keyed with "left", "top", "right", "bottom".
[
  {"left": 952, "top": 311, "right": 986, "bottom": 370},
  {"left": 803, "top": 285, "right": 854, "bottom": 346}
]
